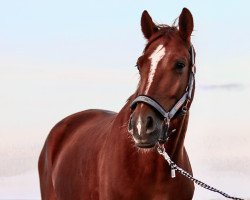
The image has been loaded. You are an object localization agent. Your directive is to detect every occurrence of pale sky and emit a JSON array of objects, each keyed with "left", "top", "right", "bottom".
[{"left": 0, "top": 0, "right": 250, "bottom": 199}]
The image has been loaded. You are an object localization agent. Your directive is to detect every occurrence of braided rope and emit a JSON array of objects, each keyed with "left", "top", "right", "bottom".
[{"left": 157, "top": 145, "right": 245, "bottom": 200}]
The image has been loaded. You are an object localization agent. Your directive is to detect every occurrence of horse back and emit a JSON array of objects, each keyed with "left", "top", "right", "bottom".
[{"left": 38, "top": 109, "right": 116, "bottom": 200}]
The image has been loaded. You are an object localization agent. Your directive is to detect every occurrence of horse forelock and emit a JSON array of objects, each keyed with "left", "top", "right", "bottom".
[{"left": 144, "top": 25, "right": 178, "bottom": 53}]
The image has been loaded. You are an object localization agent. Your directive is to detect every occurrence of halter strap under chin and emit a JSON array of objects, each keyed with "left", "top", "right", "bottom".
[{"left": 130, "top": 45, "right": 196, "bottom": 141}]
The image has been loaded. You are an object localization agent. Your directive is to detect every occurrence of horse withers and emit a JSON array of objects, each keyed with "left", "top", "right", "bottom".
[{"left": 39, "top": 8, "right": 196, "bottom": 200}]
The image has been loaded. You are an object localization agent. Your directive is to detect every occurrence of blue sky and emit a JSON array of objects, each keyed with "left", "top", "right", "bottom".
[
  {"left": 0, "top": 1, "right": 250, "bottom": 198},
  {"left": 1, "top": 0, "right": 250, "bottom": 68}
]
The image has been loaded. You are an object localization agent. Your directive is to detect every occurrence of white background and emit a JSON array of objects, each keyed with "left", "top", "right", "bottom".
[{"left": 0, "top": 0, "right": 249, "bottom": 199}]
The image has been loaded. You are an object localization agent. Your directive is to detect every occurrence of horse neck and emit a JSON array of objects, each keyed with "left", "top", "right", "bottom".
[{"left": 166, "top": 113, "right": 189, "bottom": 159}]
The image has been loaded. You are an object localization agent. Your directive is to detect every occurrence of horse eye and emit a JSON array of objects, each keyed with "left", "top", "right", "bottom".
[
  {"left": 175, "top": 62, "right": 185, "bottom": 71},
  {"left": 136, "top": 64, "right": 141, "bottom": 71}
]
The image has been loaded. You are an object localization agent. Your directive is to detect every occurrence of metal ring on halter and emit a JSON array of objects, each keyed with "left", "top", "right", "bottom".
[
  {"left": 181, "top": 99, "right": 190, "bottom": 113},
  {"left": 182, "top": 106, "right": 188, "bottom": 113},
  {"left": 164, "top": 117, "right": 170, "bottom": 125}
]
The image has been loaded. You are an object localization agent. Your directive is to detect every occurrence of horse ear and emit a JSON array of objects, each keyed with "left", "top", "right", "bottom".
[
  {"left": 178, "top": 8, "right": 194, "bottom": 42},
  {"left": 141, "top": 10, "right": 158, "bottom": 40}
]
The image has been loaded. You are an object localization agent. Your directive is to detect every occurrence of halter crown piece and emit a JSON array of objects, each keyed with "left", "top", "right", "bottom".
[{"left": 130, "top": 44, "right": 196, "bottom": 142}]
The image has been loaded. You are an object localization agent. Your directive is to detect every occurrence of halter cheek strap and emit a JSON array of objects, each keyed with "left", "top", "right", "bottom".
[{"left": 130, "top": 45, "right": 196, "bottom": 142}]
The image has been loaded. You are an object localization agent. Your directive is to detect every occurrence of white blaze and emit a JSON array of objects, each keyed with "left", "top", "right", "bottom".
[
  {"left": 137, "top": 116, "right": 142, "bottom": 135},
  {"left": 145, "top": 44, "right": 166, "bottom": 94}
]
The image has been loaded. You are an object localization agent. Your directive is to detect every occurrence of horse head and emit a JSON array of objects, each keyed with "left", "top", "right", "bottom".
[{"left": 128, "top": 8, "right": 195, "bottom": 148}]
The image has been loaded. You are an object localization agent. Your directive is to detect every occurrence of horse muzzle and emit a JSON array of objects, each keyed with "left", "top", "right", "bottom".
[{"left": 128, "top": 105, "right": 165, "bottom": 148}]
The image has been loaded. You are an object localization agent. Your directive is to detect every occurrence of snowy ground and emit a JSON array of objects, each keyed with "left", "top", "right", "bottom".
[
  {"left": 0, "top": 170, "right": 39, "bottom": 200},
  {"left": 0, "top": 163, "right": 249, "bottom": 200},
  {"left": 1, "top": 118, "right": 249, "bottom": 200}
]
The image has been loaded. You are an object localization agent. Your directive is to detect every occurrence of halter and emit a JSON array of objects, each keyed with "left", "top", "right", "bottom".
[{"left": 130, "top": 44, "right": 196, "bottom": 142}]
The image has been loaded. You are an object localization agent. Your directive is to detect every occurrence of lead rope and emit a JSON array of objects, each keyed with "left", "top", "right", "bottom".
[{"left": 157, "top": 144, "right": 245, "bottom": 200}]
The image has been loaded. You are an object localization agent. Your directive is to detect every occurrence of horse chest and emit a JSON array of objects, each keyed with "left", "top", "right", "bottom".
[{"left": 98, "top": 154, "right": 167, "bottom": 199}]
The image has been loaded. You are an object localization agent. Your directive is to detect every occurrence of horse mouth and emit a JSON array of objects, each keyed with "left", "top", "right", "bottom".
[{"left": 136, "top": 142, "right": 155, "bottom": 148}]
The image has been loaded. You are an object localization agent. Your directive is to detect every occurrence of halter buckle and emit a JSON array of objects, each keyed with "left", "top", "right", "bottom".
[{"left": 182, "top": 99, "right": 190, "bottom": 113}]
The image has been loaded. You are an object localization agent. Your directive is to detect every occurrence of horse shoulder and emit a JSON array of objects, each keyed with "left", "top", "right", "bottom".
[
  {"left": 38, "top": 109, "right": 116, "bottom": 199},
  {"left": 46, "top": 109, "right": 115, "bottom": 158}
]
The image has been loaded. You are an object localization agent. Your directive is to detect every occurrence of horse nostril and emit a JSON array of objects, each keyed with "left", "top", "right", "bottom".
[{"left": 145, "top": 116, "right": 155, "bottom": 134}]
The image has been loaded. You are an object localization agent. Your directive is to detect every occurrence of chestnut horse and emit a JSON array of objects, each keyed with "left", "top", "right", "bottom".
[{"left": 39, "top": 8, "right": 196, "bottom": 200}]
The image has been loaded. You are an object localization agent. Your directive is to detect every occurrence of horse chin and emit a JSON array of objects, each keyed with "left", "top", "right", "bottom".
[
  {"left": 135, "top": 142, "right": 156, "bottom": 149},
  {"left": 132, "top": 135, "right": 159, "bottom": 149}
]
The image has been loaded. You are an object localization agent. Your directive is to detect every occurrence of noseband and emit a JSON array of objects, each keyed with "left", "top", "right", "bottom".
[{"left": 130, "top": 45, "right": 196, "bottom": 142}]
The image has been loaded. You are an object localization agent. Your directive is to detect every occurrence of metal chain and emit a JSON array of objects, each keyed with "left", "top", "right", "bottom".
[{"left": 157, "top": 144, "right": 245, "bottom": 200}]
